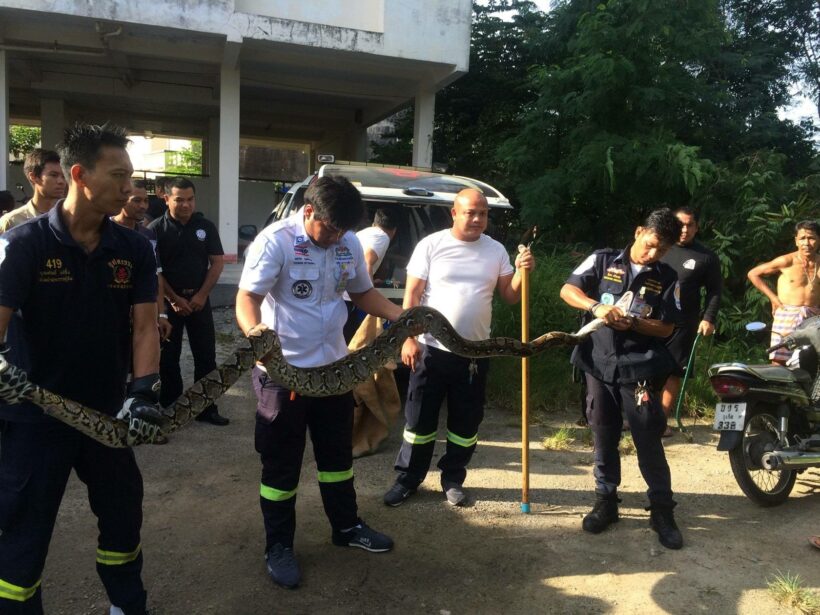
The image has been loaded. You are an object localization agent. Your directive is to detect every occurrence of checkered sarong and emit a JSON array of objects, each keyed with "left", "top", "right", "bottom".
[{"left": 770, "top": 305, "right": 820, "bottom": 362}]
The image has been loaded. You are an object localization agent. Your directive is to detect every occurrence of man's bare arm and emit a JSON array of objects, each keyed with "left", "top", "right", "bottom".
[
  {"left": 132, "top": 302, "right": 160, "bottom": 378},
  {"left": 236, "top": 289, "right": 265, "bottom": 335},
  {"left": 190, "top": 254, "right": 225, "bottom": 311},
  {"left": 398, "top": 275, "right": 427, "bottom": 371},
  {"left": 363, "top": 248, "right": 380, "bottom": 279},
  {"left": 0, "top": 306, "right": 14, "bottom": 344},
  {"left": 348, "top": 288, "right": 404, "bottom": 322},
  {"left": 748, "top": 254, "right": 791, "bottom": 311},
  {"left": 496, "top": 247, "right": 535, "bottom": 305}
]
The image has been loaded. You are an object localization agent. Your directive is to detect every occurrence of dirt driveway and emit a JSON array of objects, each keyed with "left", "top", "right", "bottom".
[{"left": 41, "top": 309, "right": 820, "bottom": 614}]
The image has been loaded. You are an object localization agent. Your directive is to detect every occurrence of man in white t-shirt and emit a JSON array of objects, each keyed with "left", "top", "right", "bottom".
[
  {"left": 236, "top": 176, "right": 404, "bottom": 590},
  {"left": 343, "top": 208, "right": 398, "bottom": 341},
  {"left": 359, "top": 208, "right": 397, "bottom": 277},
  {"left": 383, "top": 188, "right": 535, "bottom": 507}
]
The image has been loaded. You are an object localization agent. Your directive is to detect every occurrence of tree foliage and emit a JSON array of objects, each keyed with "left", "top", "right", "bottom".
[
  {"left": 165, "top": 140, "right": 203, "bottom": 175},
  {"left": 501, "top": 0, "right": 816, "bottom": 243},
  {"left": 8, "top": 125, "right": 41, "bottom": 159}
]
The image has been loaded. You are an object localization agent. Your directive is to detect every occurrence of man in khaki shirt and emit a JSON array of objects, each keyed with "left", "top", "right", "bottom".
[
  {"left": 748, "top": 220, "right": 820, "bottom": 364},
  {"left": 0, "top": 148, "right": 66, "bottom": 232}
]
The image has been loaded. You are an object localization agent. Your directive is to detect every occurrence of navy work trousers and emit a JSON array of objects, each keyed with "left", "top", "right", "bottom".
[
  {"left": 394, "top": 344, "right": 489, "bottom": 489},
  {"left": 252, "top": 367, "right": 358, "bottom": 550},
  {"left": 0, "top": 419, "right": 146, "bottom": 614},
  {"left": 160, "top": 297, "right": 217, "bottom": 411},
  {"left": 584, "top": 373, "right": 673, "bottom": 506}
]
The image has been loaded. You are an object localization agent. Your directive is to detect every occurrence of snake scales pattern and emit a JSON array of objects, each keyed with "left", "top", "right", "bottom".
[{"left": 5, "top": 307, "right": 583, "bottom": 448}]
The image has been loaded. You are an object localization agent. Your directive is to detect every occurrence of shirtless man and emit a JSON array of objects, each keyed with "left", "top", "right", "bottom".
[{"left": 747, "top": 220, "right": 820, "bottom": 364}]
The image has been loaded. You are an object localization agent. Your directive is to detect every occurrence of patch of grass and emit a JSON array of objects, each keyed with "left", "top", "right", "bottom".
[
  {"left": 541, "top": 426, "right": 593, "bottom": 451},
  {"left": 767, "top": 571, "right": 820, "bottom": 615},
  {"left": 542, "top": 427, "right": 576, "bottom": 450},
  {"left": 619, "top": 433, "right": 636, "bottom": 456}
]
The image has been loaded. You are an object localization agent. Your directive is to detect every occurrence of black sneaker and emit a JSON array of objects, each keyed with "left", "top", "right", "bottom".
[
  {"left": 332, "top": 522, "right": 394, "bottom": 552},
  {"left": 649, "top": 506, "right": 683, "bottom": 550},
  {"left": 265, "top": 543, "right": 301, "bottom": 588},
  {"left": 441, "top": 481, "right": 468, "bottom": 506},
  {"left": 383, "top": 482, "right": 415, "bottom": 507},
  {"left": 582, "top": 494, "right": 620, "bottom": 534}
]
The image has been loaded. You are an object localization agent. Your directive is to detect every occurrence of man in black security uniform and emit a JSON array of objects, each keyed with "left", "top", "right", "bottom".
[
  {"left": 145, "top": 176, "right": 168, "bottom": 224},
  {"left": 149, "top": 177, "right": 227, "bottom": 425},
  {"left": 559, "top": 208, "right": 684, "bottom": 550},
  {"left": 659, "top": 206, "right": 722, "bottom": 435},
  {"left": 0, "top": 123, "right": 164, "bottom": 614}
]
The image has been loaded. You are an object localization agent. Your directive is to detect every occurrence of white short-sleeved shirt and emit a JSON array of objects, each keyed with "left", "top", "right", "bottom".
[
  {"left": 407, "top": 229, "right": 514, "bottom": 351},
  {"left": 356, "top": 226, "right": 391, "bottom": 273},
  {"left": 342, "top": 225, "right": 391, "bottom": 301},
  {"left": 239, "top": 214, "right": 373, "bottom": 368}
]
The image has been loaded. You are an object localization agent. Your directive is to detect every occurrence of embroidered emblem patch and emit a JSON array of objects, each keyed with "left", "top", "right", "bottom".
[
  {"left": 292, "top": 280, "right": 313, "bottom": 299},
  {"left": 196, "top": 229, "right": 207, "bottom": 241},
  {"left": 108, "top": 258, "right": 133, "bottom": 288}
]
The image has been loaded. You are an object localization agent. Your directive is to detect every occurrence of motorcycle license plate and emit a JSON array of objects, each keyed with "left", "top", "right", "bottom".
[{"left": 713, "top": 402, "right": 746, "bottom": 431}]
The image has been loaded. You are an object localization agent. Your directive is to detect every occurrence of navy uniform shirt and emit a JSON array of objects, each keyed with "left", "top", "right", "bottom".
[
  {"left": 0, "top": 202, "right": 157, "bottom": 421},
  {"left": 566, "top": 246, "right": 679, "bottom": 384},
  {"left": 660, "top": 240, "right": 722, "bottom": 327},
  {"left": 148, "top": 211, "right": 223, "bottom": 293}
]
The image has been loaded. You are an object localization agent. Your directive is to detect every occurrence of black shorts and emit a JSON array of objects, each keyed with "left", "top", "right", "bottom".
[{"left": 665, "top": 325, "right": 698, "bottom": 375}]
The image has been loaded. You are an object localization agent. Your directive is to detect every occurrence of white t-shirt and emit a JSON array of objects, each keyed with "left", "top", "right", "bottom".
[
  {"left": 342, "top": 225, "right": 391, "bottom": 301},
  {"left": 239, "top": 214, "right": 373, "bottom": 368},
  {"left": 357, "top": 226, "right": 391, "bottom": 274},
  {"left": 407, "top": 229, "right": 514, "bottom": 351}
]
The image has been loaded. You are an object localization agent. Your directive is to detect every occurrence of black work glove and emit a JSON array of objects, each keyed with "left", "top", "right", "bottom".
[
  {"left": 0, "top": 343, "right": 33, "bottom": 405},
  {"left": 116, "top": 373, "right": 168, "bottom": 446}
]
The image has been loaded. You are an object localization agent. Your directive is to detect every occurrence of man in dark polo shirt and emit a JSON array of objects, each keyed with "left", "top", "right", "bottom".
[
  {"left": 149, "top": 177, "right": 227, "bottom": 425},
  {"left": 0, "top": 123, "right": 163, "bottom": 614},
  {"left": 659, "top": 206, "right": 722, "bottom": 435},
  {"left": 113, "top": 178, "right": 172, "bottom": 342},
  {"left": 560, "top": 208, "right": 684, "bottom": 550}
]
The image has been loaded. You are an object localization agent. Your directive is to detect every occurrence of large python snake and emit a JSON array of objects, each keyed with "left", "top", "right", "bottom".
[{"left": 0, "top": 306, "right": 588, "bottom": 448}]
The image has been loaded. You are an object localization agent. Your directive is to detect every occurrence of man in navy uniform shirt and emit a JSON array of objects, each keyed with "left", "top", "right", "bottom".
[
  {"left": 0, "top": 123, "right": 163, "bottom": 614},
  {"left": 560, "top": 208, "right": 684, "bottom": 550},
  {"left": 149, "top": 177, "right": 227, "bottom": 425},
  {"left": 659, "top": 207, "right": 721, "bottom": 435}
]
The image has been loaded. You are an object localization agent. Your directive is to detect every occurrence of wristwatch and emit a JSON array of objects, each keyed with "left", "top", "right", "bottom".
[{"left": 158, "top": 313, "right": 169, "bottom": 320}]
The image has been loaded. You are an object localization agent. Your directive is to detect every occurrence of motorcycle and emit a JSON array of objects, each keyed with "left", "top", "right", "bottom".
[{"left": 708, "top": 316, "right": 820, "bottom": 506}]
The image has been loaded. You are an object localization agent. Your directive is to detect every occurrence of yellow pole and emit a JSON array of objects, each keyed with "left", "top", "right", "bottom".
[{"left": 520, "top": 264, "right": 531, "bottom": 514}]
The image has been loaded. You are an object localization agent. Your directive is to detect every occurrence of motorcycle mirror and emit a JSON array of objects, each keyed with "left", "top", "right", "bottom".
[{"left": 745, "top": 321, "right": 767, "bottom": 332}]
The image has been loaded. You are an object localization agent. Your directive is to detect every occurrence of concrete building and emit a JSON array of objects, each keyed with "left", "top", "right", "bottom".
[{"left": 0, "top": 0, "right": 471, "bottom": 260}]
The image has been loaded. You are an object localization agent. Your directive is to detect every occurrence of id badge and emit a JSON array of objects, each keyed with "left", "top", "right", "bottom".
[{"left": 335, "top": 264, "right": 350, "bottom": 293}]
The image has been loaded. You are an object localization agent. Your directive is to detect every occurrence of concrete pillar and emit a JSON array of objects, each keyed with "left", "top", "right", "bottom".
[
  {"left": 343, "top": 127, "right": 368, "bottom": 162},
  {"left": 40, "top": 98, "right": 65, "bottom": 151},
  {"left": 412, "top": 86, "right": 435, "bottom": 168},
  {"left": 0, "top": 50, "right": 8, "bottom": 190},
  {"left": 218, "top": 45, "right": 240, "bottom": 263}
]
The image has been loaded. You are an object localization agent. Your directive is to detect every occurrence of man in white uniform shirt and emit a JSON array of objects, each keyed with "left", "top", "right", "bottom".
[
  {"left": 384, "top": 188, "right": 535, "bottom": 507},
  {"left": 236, "top": 176, "right": 404, "bottom": 590}
]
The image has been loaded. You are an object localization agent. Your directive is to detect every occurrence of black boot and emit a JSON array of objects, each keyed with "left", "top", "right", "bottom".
[
  {"left": 647, "top": 503, "right": 683, "bottom": 550},
  {"left": 582, "top": 492, "right": 620, "bottom": 534}
]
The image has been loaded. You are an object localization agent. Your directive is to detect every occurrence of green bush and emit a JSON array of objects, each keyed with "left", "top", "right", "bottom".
[{"left": 487, "top": 245, "right": 585, "bottom": 415}]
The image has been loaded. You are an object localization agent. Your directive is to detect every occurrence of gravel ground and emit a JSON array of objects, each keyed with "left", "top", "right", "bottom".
[{"left": 37, "top": 306, "right": 820, "bottom": 614}]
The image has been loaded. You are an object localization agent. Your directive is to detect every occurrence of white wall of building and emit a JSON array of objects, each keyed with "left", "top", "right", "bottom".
[{"left": 0, "top": 0, "right": 470, "bottom": 69}]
